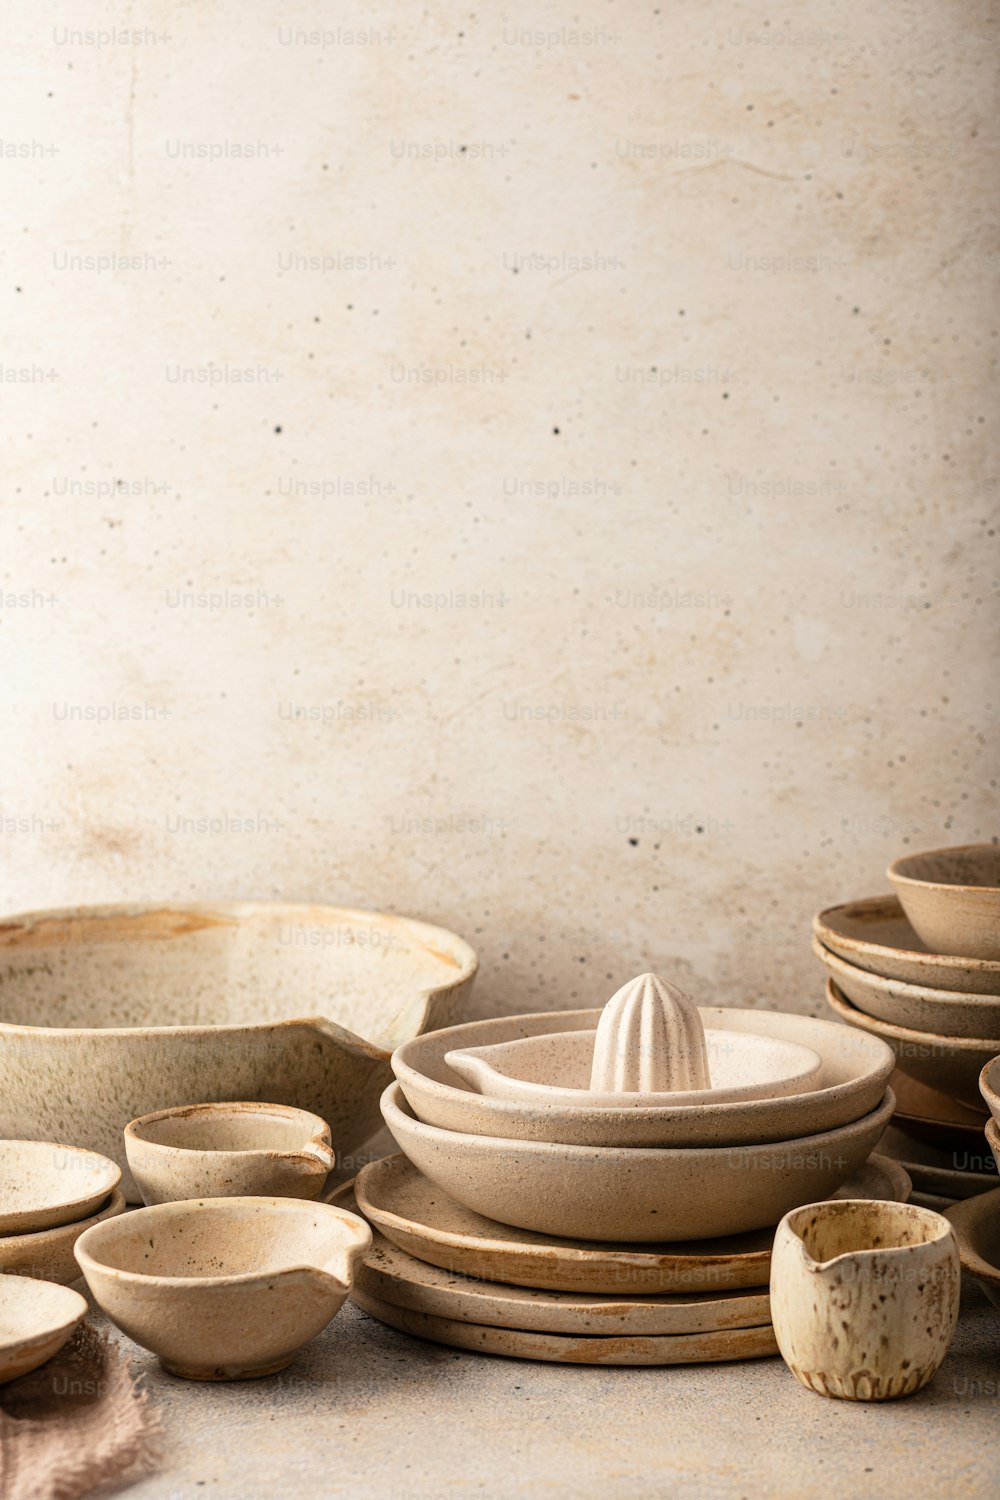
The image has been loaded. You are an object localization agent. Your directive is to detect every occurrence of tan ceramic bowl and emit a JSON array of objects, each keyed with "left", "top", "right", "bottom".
[
  {"left": 75, "top": 1196, "right": 372, "bottom": 1380},
  {"left": 0, "top": 902, "right": 476, "bottom": 1200},
  {"left": 393, "top": 1008, "right": 895, "bottom": 1148},
  {"left": 888, "top": 844, "right": 1000, "bottom": 961},
  {"left": 946, "top": 1187, "right": 1000, "bottom": 1307},
  {"left": 125, "top": 1102, "right": 336, "bottom": 1206},
  {"left": 826, "top": 979, "right": 1000, "bottom": 1109},
  {"left": 980, "top": 1055, "right": 1000, "bottom": 1126},
  {"left": 813, "top": 895, "right": 1000, "bottom": 995},
  {"left": 381, "top": 1080, "right": 895, "bottom": 1243},
  {"left": 0, "top": 1140, "right": 121, "bottom": 1235},
  {"left": 0, "top": 1275, "right": 88, "bottom": 1384},
  {"left": 0, "top": 1189, "right": 127, "bottom": 1285},
  {"left": 986, "top": 1119, "right": 1000, "bottom": 1175},
  {"left": 812, "top": 938, "right": 1000, "bottom": 1039}
]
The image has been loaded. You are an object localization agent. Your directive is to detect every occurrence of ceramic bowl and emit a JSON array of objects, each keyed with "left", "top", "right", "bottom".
[
  {"left": 447, "top": 1028, "right": 822, "bottom": 1109},
  {"left": 770, "top": 1200, "right": 959, "bottom": 1400},
  {"left": 0, "top": 1140, "right": 121, "bottom": 1234},
  {"left": 0, "top": 901, "right": 476, "bottom": 1200},
  {"left": 394, "top": 1008, "right": 895, "bottom": 1148},
  {"left": 888, "top": 844, "right": 1000, "bottom": 961},
  {"left": 381, "top": 1080, "right": 895, "bottom": 1243},
  {"left": 812, "top": 938, "right": 1000, "bottom": 1039},
  {"left": 946, "top": 1186, "right": 1000, "bottom": 1307},
  {"left": 0, "top": 1189, "right": 127, "bottom": 1284},
  {"left": 826, "top": 979, "right": 1000, "bottom": 1109},
  {"left": 75, "top": 1196, "right": 372, "bottom": 1380},
  {"left": 980, "top": 1055, "right": 1000, "bottom": 1126},
  {"left": 125, "top": 1102, "right": 336, "bottom": 1206},
  {"left": 0, "top": 1274, "right": 88, "bottom": 1384},
  {"left": 814, "top": 896, "right": 1000, "bottom": 995},
  {"left": 986, "top": 1119, "right": 1000, "bottom": 1174}
]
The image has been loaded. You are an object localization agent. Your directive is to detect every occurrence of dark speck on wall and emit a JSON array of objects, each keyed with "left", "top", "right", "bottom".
[
  {"left": 628, "top": 837, "right": 638, "bottom": 846},
  {"left": 274, "top": 425, "right": 282, "bottom": 434}
]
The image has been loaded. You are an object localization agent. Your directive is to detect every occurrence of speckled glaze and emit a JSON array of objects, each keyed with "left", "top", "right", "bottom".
[
  {"left": 888, "top": 844, "right": 1000, "bottom": 961},
  {"left": 448, "top": 1027, "right": 821, "bottom": 1109},
  {"left": 826, "top": 979, "right": 1000, "bottom": 1109},
  {"left": 381, "top": 1081, "right": 895, "bottom": 1243},
  {"left": 590, "top": 973, "right": 710, "bottom": 1092},
  {"left": 75, "top": 1196, "right": 372, "bottom": 1380},
  {"left": 0, "top": 1140, "right": 121, "bottom": 1234},
  {"left": 125, "top": 1102, "right": 336, "bottom": 1206},
  {"left": 980, "top": 1055, "right": 1000, "bottom": 1126},
  {"left": 945, "top": 1187, "right": 1000, "bottom": 1308},
  {"left": 771, "top": 1199, "right": 960, "bottom": 1400},
  {"left": 0, "top": 1189, "right": 126, "bottom": 1284},
  {"left": 814, "top": 896, "right": 1000, "bottom": 995},
  {"left": 813, "top": 938, "right": 1000, "bottom": 1039},
  {"left": 394, "top": 1008, "right": 895, "bottom": 1148},
  {"left": 0, "top": 1275, "right": 88, "bottom": 1384},
  {"left": 0, "top": 902, "right": 476, "bottom": 1200}
]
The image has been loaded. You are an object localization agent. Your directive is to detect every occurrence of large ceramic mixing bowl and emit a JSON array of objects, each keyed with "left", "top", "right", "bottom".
[{"left": 0, "top": 902, "right": 476, "bottom": 1201}]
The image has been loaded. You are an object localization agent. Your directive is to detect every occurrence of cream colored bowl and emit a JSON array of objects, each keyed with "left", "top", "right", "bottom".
[
  {"left": 381, "top": 1080, "right": 895, "bottom": 1243},
  {"left": 813, "top": 895, "right": 1000, "bottom": 994},
  {"left": 0, "top": 1275, "right": 88, "bottom": 1384},
  {"left": 75, "top": 1196, "right": 372, "bottom": 1380},
  {"left": 888, "top": 844, "right": 1000, "bottom": 961},
  {"left": 0, "top": 1140, "right": 121, "bottom": 1235},
  {"left": 813, "top": 938, "right": 1000, "bottom": 1039}
]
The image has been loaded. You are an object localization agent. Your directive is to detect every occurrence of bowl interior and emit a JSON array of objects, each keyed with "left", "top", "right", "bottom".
[
  {"left": 785, "top": 1199, "right": 949, "bottom": 1261},
  {"left": 891, "top": 845, "right": 1000, "bottom": 892},
  {"left": 0, "top": 1275, "right": 86, "bottom": 1340},
  {"left": 131, "top": 1105, "right": 326, "bottom": 1154},
  {"left": 0, "top": 1141, "right": 118, "bottom": 1214},
  {"left": 0, "top": 903, "right": 472, "bottom": 1037}
]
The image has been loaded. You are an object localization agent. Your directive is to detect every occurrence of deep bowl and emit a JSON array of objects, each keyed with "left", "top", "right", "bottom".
[
  {"left": 888, "top": 844, "right": 1000, "bottom": 961},
  {"left": 812, "top": 938, "right": 1000, "bottom": 1039},
  {"left": 0, "top": 902, "right": 476, "bottom": 1200}
]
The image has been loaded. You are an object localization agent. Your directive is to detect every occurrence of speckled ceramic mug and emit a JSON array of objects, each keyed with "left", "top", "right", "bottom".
[{"left": 770, "top": 1198, "right": 959, "bottom": 1401}]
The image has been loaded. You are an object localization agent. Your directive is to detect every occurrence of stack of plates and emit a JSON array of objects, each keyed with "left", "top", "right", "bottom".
[
  {"left": 341, "top": 1152, "right": 911, "bottom": 1365},
  {"left": 0, "top": 1141, "right": 126, "bottom": 1283}
]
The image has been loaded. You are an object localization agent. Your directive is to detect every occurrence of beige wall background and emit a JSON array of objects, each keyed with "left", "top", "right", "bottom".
[{"left": 3, "top": 1, "right": 998, "bottom": 1021}]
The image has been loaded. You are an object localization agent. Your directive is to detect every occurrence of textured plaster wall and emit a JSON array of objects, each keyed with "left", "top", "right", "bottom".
[{"left": 3, "top": 2, "right": 998, "bottom": 1022}]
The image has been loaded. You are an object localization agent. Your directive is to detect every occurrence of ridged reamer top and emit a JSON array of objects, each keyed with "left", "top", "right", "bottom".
[{"left": 589, "top": 972, "right": 711, "bottom": 1093}]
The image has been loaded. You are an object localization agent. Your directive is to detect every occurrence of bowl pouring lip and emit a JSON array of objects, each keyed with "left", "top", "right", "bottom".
[
  {"left": 74, "top": 1196, "right": 372, "bottom": 1288},
  {"left": 888, "top": 843, "right": 1000, "bottom": 895},
  {"left": 125, "top": 1102, "right": 333, "bottom": 1160},
  {"left": 778, "top": 1198, "right": 956, "bottom": 1271}
]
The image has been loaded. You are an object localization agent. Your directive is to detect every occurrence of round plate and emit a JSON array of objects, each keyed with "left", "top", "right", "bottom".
[
  {"left": 338, "top": 1194, "right": 771, "bottom": 1336},
  {"left": 352, "top": 1153, "right": 910, "bottom": 1295},
  {"left": 0, "top": 1141, "right": 121, "bottom": 1235},
  {"left": 891, "top": 1069, "right": 989, "bottom": 1153},
  {"left": 814, "top": 896, "right": 1000, "bottom": 994},
  {"left": 812, "top": 938, "right": 1000, "bottom": 1039},
  {"left": 352, "top": 1286, "right": 780, "bottom": 1365},
  {"left": 879, "top": 1125, "right": 997, "bottom": 1201}
]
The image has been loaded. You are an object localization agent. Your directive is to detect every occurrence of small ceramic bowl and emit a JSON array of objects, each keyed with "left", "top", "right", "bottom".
[
  {"left": 0, "top": 1274, "right": 88, "bottom": 1384},
  {"left": 946, "top": 1186, "right": 1000, "bottom": 1307},
  {"left": 124, "top": 1102, "right": 336, "bottom": 1206},
  {"left": 888, "top": 844, "right": 1000, "bottom": 961},
  {"left": 980, "top": 1054, "right": 1000, "bottom": 1126},
  {"left": 75, "top": 1196, "right": 372, "bottom": 1380},
  {"left": 446, "top": 1028, "right": 822, "bottom": 1109},
  {"left": 0, "top": 1140, "right": 121, "bottom": 1235},
  {"left": 986, "top": 1118, "right": 1000, "bottom": 1174},
  {"left": 812, "top": 938, "right": 1000, "bottom": 1039},
  {"left": 0, "top": 1189, "right": 127, "bottom": 1285},
  {"left": 771, "top": 1199, "right": 959, "bottom": 1400}
]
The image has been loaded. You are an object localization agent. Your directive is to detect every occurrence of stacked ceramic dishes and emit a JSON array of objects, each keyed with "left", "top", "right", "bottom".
[
  {"left": 0, "top": 1140, "right": 126, "bottom": 1286},
  {"left": 946, "top": 1054, "right": 1000, "bottom": 1314},
  {"left": 813, "top": 841, "right": 1000, "bottom": 1204},
  {"left": 345, "top": 973, "right": 904, "bottom": 1366}
]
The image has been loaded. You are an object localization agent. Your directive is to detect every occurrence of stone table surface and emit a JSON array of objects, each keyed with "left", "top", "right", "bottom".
[{"left": 104, "top": 1282, "right": 997, "bottom": 1500}]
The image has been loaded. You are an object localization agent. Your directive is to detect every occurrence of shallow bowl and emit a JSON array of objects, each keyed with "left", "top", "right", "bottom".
[
  {"left": 980, "top": 1055, "right": 1000, "bottom": 1127},
  {"left": 381, "top": 1080, "right": 895, "bottom": 1243},
  {"left": 0, "top": 901, "right": 476, "bottom": 1199},
  {"left": 0, "top": 1140, "right": 121, "bottom": 1234},
  {"left": 945, "top": 1187, "right": 1000, "bottom": 1307},
  {"left": 888, "top": 844, "right": 1000, "bottom": 961},
  {"left": 0, "top": 1274, "right": 88, "bottom": 1384},
  {"left": 393, "top": 1008, "right": 894, "bottom": 1148},
  {"left": 812, "top": 939, "right": 1000, "bottom": 1039},
  {"left": 75, "top": 1196, "right": 372, "bottom": 1379},
  {"left": 0, "top": 1189, "right": 127, "bottom": 1284},
  {"left": 813, "top": 895, "right": 1000, "bottom": 994}
]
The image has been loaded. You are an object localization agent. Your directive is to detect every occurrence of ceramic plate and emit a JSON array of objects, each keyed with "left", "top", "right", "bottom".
[
  {"left": 812, "top": 939, "right": 1000, "bottom": 1039},
  {"left": 352, "top": 1286, "right": 780, "bottom": 1365},
  {"left": 879, "top": 1124, "right": 997, "bottom": 1201},
  {"left": 351, "top": 1153, "right": 910, "bottom": 1295},
  {"left": 814, "top": 896, "right": 1000, "bottom": 994},
  {"left": 0, "top": 1141, "right": 121, "bottom": 1235},
  {"left": 0, "top": 1189, "right": 127, "bottom": 1285},
  {"left": 946, "top": 1187, "right": 1000, "bottom": 1307},
  {"left": 890, "top": 1069, "right": 989, "bottom": 1153},
  {"left": 0, "top": 1275, "right": 88, "bottom": 1384}
]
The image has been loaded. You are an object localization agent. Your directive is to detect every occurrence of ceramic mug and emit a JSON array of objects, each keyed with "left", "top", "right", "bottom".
[{"left": 770, "top": 1198, "right": 960, "bottom": 1400}]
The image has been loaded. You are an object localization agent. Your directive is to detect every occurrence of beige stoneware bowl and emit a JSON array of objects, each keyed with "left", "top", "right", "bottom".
[
  {"left": 980, "top": 1055, "right": 1000, "bottom": 1126},
  {"left": 813, "top": 895, "right": 1000, "bottom": 995},
  {"left": 0, "top": 1189, "right": 126, "bottom": 1284},
  {"left": 0, "top": 1274, "right": 88, "bottom": 1384},
  {"left": 0, "top": 1140, "right": 121, "bottom": 1234},
  {"left": 812, "top": 938, "right": 1000, "bottom": 1039},
  {"left": 888, "top": 844, "right": 1000, "bottom": 961},
  {"left": 986, "top": 1118, "right": 1000, "bottom": 1174},
  {"left": 381, "top": 1080, "right": 895, "bottom": 1243},
  {"left": 75, "top": 1196, "right": 372, "bottom": 1379},
  {"left": 125, "top": 1102, "right": 336, "bottom": 1206},
  {"left": 393, "top": 1008, "right": 895, "bottom": 1148},
  {"left": 0, "top": 902, "right": 476, "bottom": 1200},
  {"left": 826, "top": 979, "right": 1000, "bottom": 1109},
  {"left": 447, "top": 1028, "right": 822, "bottom": 1108},
  {"left": 945, "top": 1187, "right": 1000, "bottom": 1307}
]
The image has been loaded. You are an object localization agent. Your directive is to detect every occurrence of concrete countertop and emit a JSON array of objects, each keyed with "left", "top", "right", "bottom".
[{"left": 115, "top": 1283, "right": 998, "bottom": 1500}]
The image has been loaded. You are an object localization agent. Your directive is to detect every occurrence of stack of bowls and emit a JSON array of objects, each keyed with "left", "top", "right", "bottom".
[
  {"left": 945, "top": 1055, "right": 1000, "bottom": 1310},
  {"left": 342, "top": 996, "right": 904, "bottom": 1365},
  {"left": 0, "top": 1140, "right": 126, "bottom": 1284},
  {"left": 814, "top": 842, "right": 1000, "bottom": 1202}
]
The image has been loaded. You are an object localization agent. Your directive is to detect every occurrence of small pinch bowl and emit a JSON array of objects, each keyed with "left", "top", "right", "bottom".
[
  {"left": 980, "top": 1054, "right": 1000, "bottom": 1127},
  {"left": 770, "top": 1200, "right": 959, "bottom": 1401},
  {"left": 125, "top": 1102, "right": 336, "bottom": 1206},
  {"left": 0, "top": 1274, "right": 88, "bottom": 1384},
  {"left": 74, "top": 1197, "right": 372, "bottom": 1380},
  {"left": 0, "top": 1189, "right": 126, "bottom": 1285},
  {"left": 888, "top": 843, "right": 1000, "bottom": 961}
]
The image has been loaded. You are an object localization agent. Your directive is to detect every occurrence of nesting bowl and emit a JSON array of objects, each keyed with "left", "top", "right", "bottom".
[
  {"left": 0, "top": 1140, "right": 121, "bottom": 1234},
  {"left": 812, "top": 939, "right": 1000, "bottom": 1039},
  {"left": 0, "top": 1189, "right": 127, "bottom": 1284},
  {"left": 0, "top": 1275, "right": 88, "bottom": 1384},
  {"left": 946, "top": 1188, "right": 1000, "bottom": 1308},
  {"left": 888, "top": 844, "right": 1000, "bottom": 961},
  {"left": 813, "top": 895, "right": 1000, "bottom": 995}
]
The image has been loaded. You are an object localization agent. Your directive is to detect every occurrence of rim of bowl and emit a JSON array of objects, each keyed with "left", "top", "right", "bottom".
[
  {"left": 826, "top": 978, "right": 1000, "bottom": 1049},
  {"left": 887, "top": 843, "right": 1000, "bottom": 895},
  {"left": 814, "top": 896, "right": 1000, "bottom": 974},
  {"left": 0, "top": 1278, "right": 89, "bottom": 1347},
  {"left": 125, "top": 1101, "right": 333, "bottom": 1158},
  {"left": 946, "top": 1188, "right": 1000, "bottom": 1285},
  {"left": 812, "top": 937, "right": 1000, "bottom": 1004},
  {"left": 981, "top": 1055, "right": 1000, "bottom": 1107},
  {"left": 780, "top": 1197, "right": 955, "bottom": 1266}
]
